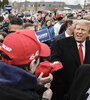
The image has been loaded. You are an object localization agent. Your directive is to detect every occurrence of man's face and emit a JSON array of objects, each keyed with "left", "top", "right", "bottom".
[
  {"left": 68, "top": 23, "right": 74, "bottom": 33},
  {"left": 74, "top": 24, "right": 88, "bottom": 43}
]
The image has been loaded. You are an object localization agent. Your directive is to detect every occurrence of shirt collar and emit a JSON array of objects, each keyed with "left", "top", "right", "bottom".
[
  {"left": 77, "top": 40, "right": 86, "bottom": 48},
  {"left": 65, "top": 31, "right": 73, "bottom": 37}
]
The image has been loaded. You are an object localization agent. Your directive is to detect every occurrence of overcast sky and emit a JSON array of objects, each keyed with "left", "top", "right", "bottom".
[{"left": 9, "top": 0, "right": 90, "bottom": 5}]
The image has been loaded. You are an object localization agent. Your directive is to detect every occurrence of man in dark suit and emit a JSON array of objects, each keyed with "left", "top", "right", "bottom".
[
  {"left": 51, "top": 20, "right": 90, "bottom": 100},
  {"left": 51, "top": 19, "right": 74, "bottom": 54}
]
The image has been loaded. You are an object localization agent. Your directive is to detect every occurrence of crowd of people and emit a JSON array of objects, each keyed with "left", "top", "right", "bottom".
[{"left": 0, "top": 8, "right": 90, "bottom": 100}]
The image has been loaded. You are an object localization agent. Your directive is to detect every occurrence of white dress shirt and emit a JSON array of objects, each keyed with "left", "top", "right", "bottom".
[
  {"left": 65, "top": 31, "right": 73, "bottom": 37},
  {"left": 86, "top": 88, "right": 90, "bottom": 100},
  {"left": 54, "top": 22, "right": 62, "bottom": 36}
]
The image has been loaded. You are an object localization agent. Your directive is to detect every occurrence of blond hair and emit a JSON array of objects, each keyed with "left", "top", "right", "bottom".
[{"left": 75, "top": 20, "right": 90, "bottom": 33}]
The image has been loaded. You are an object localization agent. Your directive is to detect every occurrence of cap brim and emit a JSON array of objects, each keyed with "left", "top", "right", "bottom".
[{"left": 39, "top": 43, "right": 51, "bottom": 57}]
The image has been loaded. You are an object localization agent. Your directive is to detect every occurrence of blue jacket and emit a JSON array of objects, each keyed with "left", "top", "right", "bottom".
[
  {"left": 42, "top": 25, "right": 55, "bottom": 41},
  {"left": 0, "top": 62, "right": 39, "bottom": 94},
  {"left": 42, "top": 25, "right": 55, "bottom": 47}
]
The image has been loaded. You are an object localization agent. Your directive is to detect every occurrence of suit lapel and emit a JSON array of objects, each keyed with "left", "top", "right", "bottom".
[
  {"left": 60, "top": 31, "right": 65, "bottom": 38},
  {"left": 63, "top": 32, "right": 65, "bottom": 37},
  {"left": 70, "top": 37, "right": 81, "bottom": 65},
  {"left": 70, "top": 39, "right": 90, "bottom": 65}
]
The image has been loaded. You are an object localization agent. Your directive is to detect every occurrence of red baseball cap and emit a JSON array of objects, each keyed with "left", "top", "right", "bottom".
[
  {"left": 0, "top": 30, "right": 51, "bottom": 65},
  {"left": 35, "top": 61, "right": 63, "bottom": 77},
  {"left": 56, "top": 13, "right": 61, "bottom": 18},
  {"left": 56, "top": 13, "right": 63, "bottom": 21}
]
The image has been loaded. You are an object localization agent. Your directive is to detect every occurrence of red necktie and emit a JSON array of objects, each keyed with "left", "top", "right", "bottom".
[{"left": 79, "top": 43, "right": 83, "bottom": 65}]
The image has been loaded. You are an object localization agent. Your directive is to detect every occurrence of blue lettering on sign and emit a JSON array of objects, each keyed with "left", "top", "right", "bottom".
[
  {"left": 36, "top": 29, "right": 50, "bottom": 42},
  {"left": 5, "top": 5, "right": 12, "bottom": 10}
]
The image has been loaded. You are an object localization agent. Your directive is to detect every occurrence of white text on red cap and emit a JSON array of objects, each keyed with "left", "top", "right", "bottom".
[
  {"left": 29, "top": 50, "right": 39, "bottom": 60},
  {"left": 2, "top": 44, "right": 12, "bottom": 52}
]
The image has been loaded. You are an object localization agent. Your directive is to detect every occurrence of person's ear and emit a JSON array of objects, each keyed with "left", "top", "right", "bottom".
[{"left": 29, "top": 57, "right": 40, "bottom": 73}]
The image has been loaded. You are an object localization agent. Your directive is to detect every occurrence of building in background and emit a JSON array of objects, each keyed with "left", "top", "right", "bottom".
[{"left": 12, "top": 1, "right": 83, "bottom": 13}]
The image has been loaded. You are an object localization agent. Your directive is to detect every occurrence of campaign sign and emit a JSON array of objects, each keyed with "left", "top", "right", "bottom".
[
  {"left": 5, "top": 5, "right": 12, "bottom": 11},
  {"left": 36, "top": 29, "right": 50, "bottom": 42}
]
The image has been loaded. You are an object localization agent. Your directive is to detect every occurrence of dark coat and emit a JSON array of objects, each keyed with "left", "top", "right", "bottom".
[
  {"left": 53, "top": 31, "right": 65, "bottom": 43},
  {"left": 0, "top": 22, "right": 9, "bottom": 33},
  {"left": 66, "top": 64, "right": 90, "bottom": 100},
  {"left": 51, "top": 37, "right": 90, "bottom": 100},
  {"left": 0, "top": 84, "right": 39, "bottom": 100},
  {"left": 59, "top": 24, "right": 66, "bottom": 34},
  {"left": 0, "top": 62, "right": 47, "bottom": 100},
  {"left": 51, "top": 31, "right": 65, "bottom": 54}
]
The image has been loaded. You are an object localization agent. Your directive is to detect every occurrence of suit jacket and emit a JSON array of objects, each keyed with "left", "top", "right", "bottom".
[
  {"left": 52, "top": 31, "right": 65, "bottom": 45},
  {"left": 59, "top": 24, "right": 66, "bottom": 34},
  {"left": 51, "top": 31, "right": 65, "bottom": 54},
  {"left": 51, "top": 37, "right": 90, "bottom": 100},
  {"left": 67, "top": 64, "right": 90, "bottom": 100}
]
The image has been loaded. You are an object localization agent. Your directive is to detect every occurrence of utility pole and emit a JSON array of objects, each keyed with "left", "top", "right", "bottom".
[
  {"left": 35, "top": 2, "right": 37, "bottom": 13},
  {"left": 84, "top": 0, "right": 86, "bottom": 9},
  {"left": 25, "top": 0, "right": 27, "bottom": 11}
]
